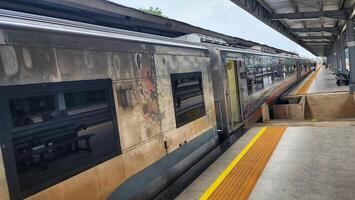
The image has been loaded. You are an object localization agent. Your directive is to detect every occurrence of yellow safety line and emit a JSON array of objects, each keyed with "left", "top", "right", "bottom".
[
  {"left": 199, "top": 127, "right": 268, "bottom": 200},
  {"left": 293, "top": 74, "right": 312, "bottom": 94},
  {"left": 295, "top": 67, "right": 321, "bottom": 95}
]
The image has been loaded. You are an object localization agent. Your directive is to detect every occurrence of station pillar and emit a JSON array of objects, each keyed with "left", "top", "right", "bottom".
[
  {"left": 335, "top": 38, "right": 340, "bottom": 68},
  {"left": 296, "top": 60, "right": 301, "bottom": 80},
  {"left": 330, "top": 47, "right": 336, "bottom": 67},
  {"left": 333, "top": 46, "right": 337, "bottom": 67},
  {"left": 340, "top": 33, "right": 346, "bottom": 73},
  {"left": 346, "top": 20, "right": 355, "bottom": 92},
  {"left": 327, "top": 47, "right": 334, "bottom": 68}
]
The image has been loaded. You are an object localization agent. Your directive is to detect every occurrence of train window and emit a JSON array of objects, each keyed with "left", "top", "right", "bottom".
[
  {"left": 64, "top": 89, "right": 107, "bottom": 111},
  {"left": 10, "top": 95, "right": 56, "bottom": 127},
  {"left": 3, "top": 79, "right": 120, "bottom": 198},
  {"left": 246, "top": 66, "right": 264, "bottom": 95},
  {"left": 171, "top": 72, "right": 206, "bottom": 128}
]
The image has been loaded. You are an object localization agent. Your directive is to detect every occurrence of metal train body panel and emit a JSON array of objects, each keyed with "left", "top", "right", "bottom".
[
  {"left": 207, "top": 45, "right": 311, "bottom": 135},
  {"left": 0, "top": 148, "right": 10, "bottom": 200},
  {"left": 0, "top": 11, "right": 216, "bottom": 200}
]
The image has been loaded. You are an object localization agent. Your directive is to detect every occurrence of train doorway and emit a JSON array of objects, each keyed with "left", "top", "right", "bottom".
[{"left": 226, "top": 60, "right": 242, "bottom": 131}]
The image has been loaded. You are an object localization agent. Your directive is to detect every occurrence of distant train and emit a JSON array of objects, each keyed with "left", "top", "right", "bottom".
[
  {"left": 206, "top": 44, "right": 310, "bottom": 136},
  {"left": 0, "top": 9, "right": 311, "bottom": 200}
]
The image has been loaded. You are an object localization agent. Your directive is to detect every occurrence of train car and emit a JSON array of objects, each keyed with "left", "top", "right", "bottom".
[
  {"left": 0, "top": 10, "right": 218, "bottom": 200},
  {"left": 206, "top": 44, "right": 312, "bottom": 136}
]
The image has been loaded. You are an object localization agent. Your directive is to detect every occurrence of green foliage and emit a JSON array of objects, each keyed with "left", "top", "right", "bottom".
[{"left": 140, "top": 7, "right": 164, "bottom": 17}]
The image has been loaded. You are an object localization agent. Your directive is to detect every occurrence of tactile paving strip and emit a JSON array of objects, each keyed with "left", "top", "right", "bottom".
[
  {"left": 203, "top": 127, "right": 287, "bottom": 200},
  {"left": 296, "top": 67, "right": 321, "bottom": 95}
]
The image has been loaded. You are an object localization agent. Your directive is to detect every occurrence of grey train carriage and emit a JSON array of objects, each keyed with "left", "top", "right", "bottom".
[
  {"left": 0, "top": 9, "right": 311, "bottom": 200},
  {"left": 207, "top": 44, "right": 311, "bottom": 137},
  {"left": 0, "top": 9, "right": 216, "bottom": 200}
]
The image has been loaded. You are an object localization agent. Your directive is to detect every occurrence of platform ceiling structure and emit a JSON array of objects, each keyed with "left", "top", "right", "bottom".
[
  {"left": 232, "top": 0, "right": 355, "bottom": 91},
  {"left": 231, "top": 0, "right": 355, "bottom": 57}
]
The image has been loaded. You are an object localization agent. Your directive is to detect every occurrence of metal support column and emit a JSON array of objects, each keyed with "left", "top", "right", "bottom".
[
  {"left": 328, "top": 47, "right": 334, "bottom": 68},
  {"left": 297, "top": 60, "right": 301, "bottom": 80},
  {"left": 333, "top": 46, "right": 337, "bottom": 67},
  {"left": 340, "top": 33, "right": 346, "bottom": 73},
  {"left": 346, "top": 20, "right": 355, "bottom": 92},
  {"left": 332, "top": 47, "right": 336, "bottom": 67},
  {"left": 335, "top": 39, "right": 340, "bottom": 69},
  {"left": 329, "top": 48, "right": 332, "bottom": 66}
]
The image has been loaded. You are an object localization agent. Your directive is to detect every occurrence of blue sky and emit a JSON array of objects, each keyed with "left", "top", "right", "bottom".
[{"left": 110, "top": 0, "right": 315, "bottom": 58}]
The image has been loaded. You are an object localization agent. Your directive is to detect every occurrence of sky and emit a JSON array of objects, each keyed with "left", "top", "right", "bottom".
[{"left": 110, "top": 0, "right": 316, "bottom": 58}]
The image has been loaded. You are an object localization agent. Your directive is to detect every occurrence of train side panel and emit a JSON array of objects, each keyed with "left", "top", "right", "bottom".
[
  {"left": 207, "top": 46, "right": 311, "bottom": 133},
  {"left": 241, "top": 56, "right": 312, "bottom": 125},
  {"left": 154, "top": 50, "right": 216, "bottom": 153},
  {"left": 0, "top": 26, "right": 216, "bottom": 200},
  {"left": 0, "top": 148, "right": 10, "bottom": 200},
  {"left": 205, "top": 47, "right": 231, "bottom": 134}
]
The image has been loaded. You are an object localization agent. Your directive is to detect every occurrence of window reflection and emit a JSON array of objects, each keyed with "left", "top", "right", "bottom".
[
  {"left": 171, "top": 72, "right": 205, "bottom": 128},
  {"left": 10, "top": 95, "right": 56, "bottom": 126},
  {"left": 245, "top": 55, "right": 297, "bottom": 95},
  {"left": 8, "top": 80, "right": 119, "bottom": 194}
]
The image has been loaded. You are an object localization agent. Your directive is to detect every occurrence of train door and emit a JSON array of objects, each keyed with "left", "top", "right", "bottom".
[{"left": 226, "top": 60, "right": 242, "bottom": 130}]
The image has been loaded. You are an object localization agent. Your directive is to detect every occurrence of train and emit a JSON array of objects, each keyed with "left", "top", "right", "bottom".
[{"left": 0, "top": 9, "right": 312, "bottom": 200}]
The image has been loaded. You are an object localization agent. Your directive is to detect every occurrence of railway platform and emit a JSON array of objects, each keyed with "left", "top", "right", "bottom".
[
  {"left": 177, "top": 122, "right": 355, "bottom": 200},
  {"left": 177, "top": 65, "right": 355, "bottom": 200},
  {"left": 307, "top": 67, "right": 349, "bottom": 94},
  {"left": 286, "top": 66, "right": 348, "bottom": 96},
  {"left": 273, "top": 65, "right": 354, "bottom": 122}
]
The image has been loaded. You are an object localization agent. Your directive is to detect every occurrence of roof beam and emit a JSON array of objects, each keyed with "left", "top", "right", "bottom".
[
  {"left": 298, "top": 36, "right": 336, "bottom": 40},
  {"left": 304, "top": 41, "right": 333, "bottom": 44},
  {"left": 272, "top": 10, "right": 348, "bottom": 20},
  {"left": 305, "top": 44, "right": 331, "bottom": 46},
  {"left": 348, "top": 2, "right": 355, "bottom": 19},
  {"left": 304, "top": 39, "right": 333, "bottom": 43},
  {"left": 303, "top": 38, "right": 332, "bottom": 42},
  {"left": 289, "top": 27, "right": 340, "bottom": 34}
]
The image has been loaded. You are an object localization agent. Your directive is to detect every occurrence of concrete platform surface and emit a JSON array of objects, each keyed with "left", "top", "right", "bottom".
[
  {"left": 175, "top": 127, "right": 262, "bottom": 200},
  {"left": 308, "top": 67, "right": 348, "bottom": 94},
  {"left": 176, "top": 124, "right": 355, "bottom": 200}
]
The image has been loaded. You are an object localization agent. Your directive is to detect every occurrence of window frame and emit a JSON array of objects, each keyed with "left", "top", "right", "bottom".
[
  {"left": 0, "top": 79, "right": 121, "bottom": 199},
  {"left": 170, "top": 71, "right": 206, "bottom": 128}
]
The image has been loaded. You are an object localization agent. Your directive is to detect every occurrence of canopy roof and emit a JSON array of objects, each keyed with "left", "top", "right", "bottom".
[{"left": 231, "top": 0, "right": 355, "bottom": 56}]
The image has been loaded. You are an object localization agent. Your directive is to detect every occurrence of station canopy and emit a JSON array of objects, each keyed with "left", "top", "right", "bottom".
[{"left": 231, "top": 0, "right": 355, "bottom": 56}]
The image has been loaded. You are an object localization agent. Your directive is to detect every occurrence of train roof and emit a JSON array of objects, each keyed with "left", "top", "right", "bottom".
[
  {"left": 0, "top": 9, "right": 208, "bottom": 51},
  {"left": 207, "top": 43, "right": 309, "bottom": 60}
]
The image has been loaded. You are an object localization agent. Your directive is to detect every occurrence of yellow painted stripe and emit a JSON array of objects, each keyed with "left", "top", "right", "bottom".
[
  {"left": 295, "top": 67, "right": 321, "bottom": 95},
  {"left": 199, "top": 127, "right": 268, "bottom": 200}
]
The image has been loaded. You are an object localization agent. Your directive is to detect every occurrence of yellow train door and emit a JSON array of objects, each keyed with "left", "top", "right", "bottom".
[{"left": 226, "top": 60, "right": 242, "bottom": 130}]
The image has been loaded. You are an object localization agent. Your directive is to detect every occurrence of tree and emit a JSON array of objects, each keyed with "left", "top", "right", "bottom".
[{"left": 140, "top": 7, "right": 164, "bottom": 17}]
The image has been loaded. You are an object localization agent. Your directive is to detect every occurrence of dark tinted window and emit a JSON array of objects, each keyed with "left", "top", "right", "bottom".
[
  {"left": 171, "top": 72, "right": 205, "bottom": 127},
  {"left": 10, "top": 95, "right": 56, "bottom": 127},
  {"left": 6, "top": 80, "right": 119, "bottom": 197},
  {"left": 245, "top": 55, "right": 292, "bottom": 95},
  {"left": 10, "top": 89, "right": 108, "bottom": 128},
  {"left": 65, "top": 89, "right": 106, "bottom": 109}
]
